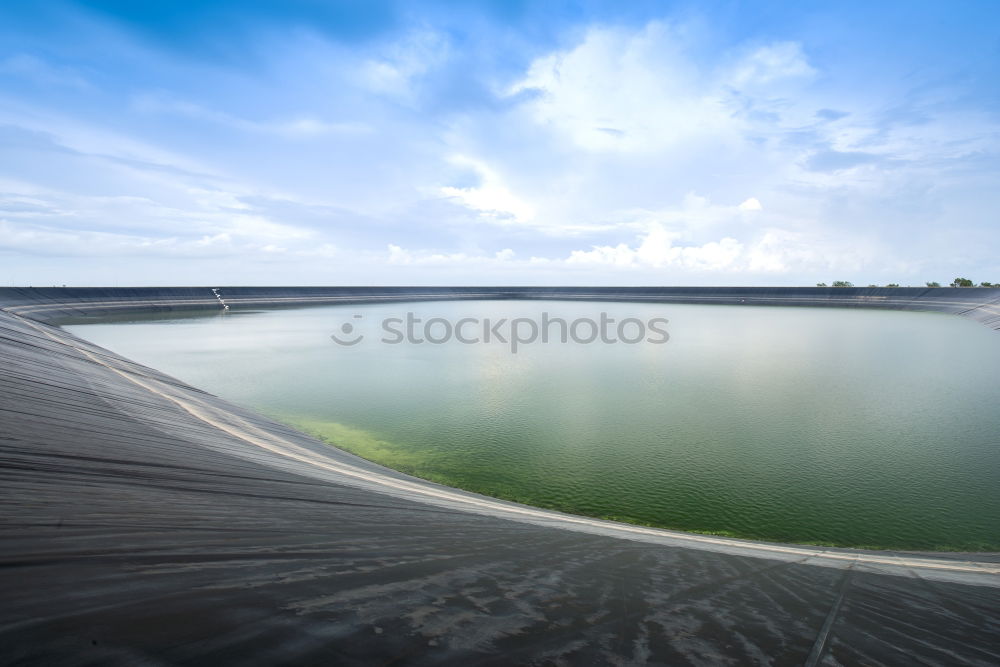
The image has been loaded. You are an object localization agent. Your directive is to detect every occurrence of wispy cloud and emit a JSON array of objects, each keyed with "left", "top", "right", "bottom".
[
  {"left": 131, "top": 92, "right": 372, "bottom": 137},
  {"left": 0, "top": 54, "right": 92, "bottom": 89}
]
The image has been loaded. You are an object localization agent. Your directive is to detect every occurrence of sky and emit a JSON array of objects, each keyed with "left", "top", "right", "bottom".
[{"left": 1, "top": 0, "right": 998, "bottom": 286}]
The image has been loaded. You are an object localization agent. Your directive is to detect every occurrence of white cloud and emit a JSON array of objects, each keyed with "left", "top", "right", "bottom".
[
  {"left": 357, "top": 30, "right": 448, "bottom": 104},
  {"left": 727, "top": 42, "right": 816, "bottom": 87},
  {"left": 385, "top": 244, "right": 518, "bottom": 267},
  {"left": 506, "top": 23, "right": 820, "bottom": 158},
  {"left": 568, "top": 224, "right": 744, "bottom": 271},
  {"left": 745, "top": 229, "right": 865, "bottom": 274},
  {"left": 132, "top": 93, "right": 370, "bottom": 137},
  {"left": 440, "top": 155, "right": 536, "bottom": 223},
  {"left": 387, "top": 243, "right": 411, "bottom": 263},
  {"left": 563, "top": 221, "right": 877, "bottom": 275},
  {"left": 509, "top": 22, "right": 738, "bottom": 153},
  {"left": 0, "top": 213, "right": 321, "bottom": 261},
  {"left": 600, "top": 193, "right": 767, "bottom": 241},
  {"left": 273, "top": 117, "right": 370, "bottom": 137},
  {"left": 379, "top": 222, "right": 870, "bottom": 277}
]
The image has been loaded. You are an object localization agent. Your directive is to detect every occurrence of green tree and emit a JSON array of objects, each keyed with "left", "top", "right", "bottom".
[
  {"left": 981, "top": 282, "right": 995, "bottom": 287},
  {"left": 816, "top": 282, "right": 827, "bottom": 287},
  {"left": 951, "top": 278, "right": 974, "bottom": 287},
  {"left": 832, "top": 280, "right": 854, "bottom": 287},
  {"left": 886, "top": 283, "right": 900, "bottom": 287},
  {"left": 926, "top": 281, "right": 941, "bottom": 287}
]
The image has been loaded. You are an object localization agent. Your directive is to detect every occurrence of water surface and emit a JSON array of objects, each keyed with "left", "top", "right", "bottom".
[{"left": 66, "top": 301, "right": 1000, "bottom": 550}]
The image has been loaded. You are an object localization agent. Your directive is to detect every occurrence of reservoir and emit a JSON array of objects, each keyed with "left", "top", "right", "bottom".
[{"left": 65, "top": 300, "right": 1000, "bottom": 551}]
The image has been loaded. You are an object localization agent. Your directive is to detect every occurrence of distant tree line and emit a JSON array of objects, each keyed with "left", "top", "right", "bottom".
[
  {"left": 947, "top": 278, "right": 996, "bottom": 287},
  {"left": 814, "top": 279, "right": 996, "bottom": 287}
]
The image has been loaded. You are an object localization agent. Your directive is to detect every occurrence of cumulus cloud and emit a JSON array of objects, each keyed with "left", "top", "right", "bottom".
[
  {"left": 439, "top": 155, "right": 536, "bottom": 223},
  {"left": 563, "top": 222, "right": 872, "bottom": 275},
  {"left": 506, "top": 22, "right": 823, "bottom": 159},
  {"left": 509, "top": 22, "right": 739, "bottom": 153},
  {"left": 567, "top": 224, "right": 743, "bottom": 270}
]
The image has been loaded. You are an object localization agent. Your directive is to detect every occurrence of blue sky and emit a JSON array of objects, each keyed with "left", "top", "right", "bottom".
[{"left": 1, "top": 1, "right": 998, "bottom": 286}]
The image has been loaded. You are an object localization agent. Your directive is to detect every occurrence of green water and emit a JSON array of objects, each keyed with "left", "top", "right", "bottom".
[{"left": 66, "top": 301, "right": 1000, "bottom": 551}]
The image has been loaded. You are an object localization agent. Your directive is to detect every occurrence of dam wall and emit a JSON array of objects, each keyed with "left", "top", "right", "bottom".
[
  {"left": 2, "top": 288, "right": 999, "bottom": 663},
  {"left": 3, "top": 284, "right": 1000, "bottom": 329}
]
